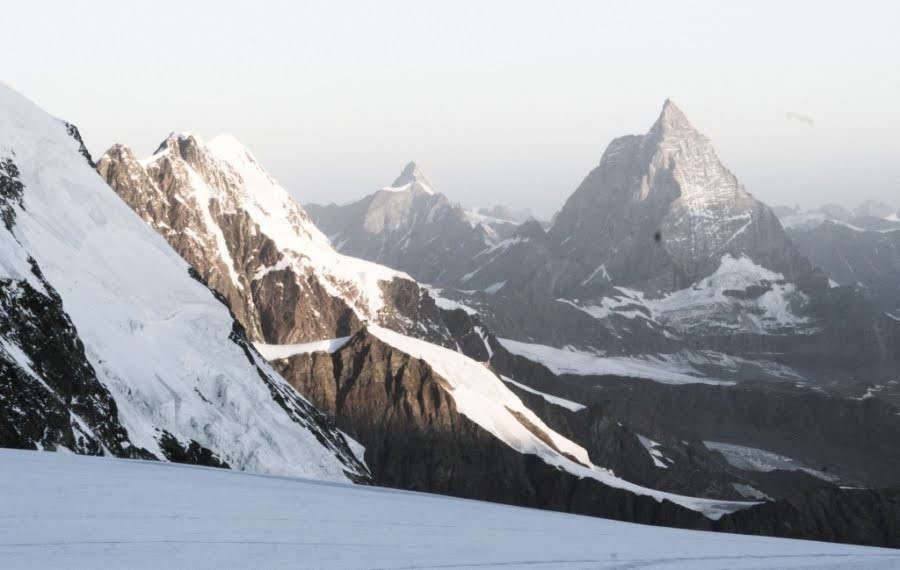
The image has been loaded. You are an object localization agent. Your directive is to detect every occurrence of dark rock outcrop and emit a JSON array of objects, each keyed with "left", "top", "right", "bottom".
[
  {"left": 0, "top": 260, "right": 145, "bottom": 457},
  {"left": 717, "top": 487, "right": 900, "bottom": 548},
  {"left": 158, "top": 431, "right": 229, "bottom": 468},
  {"left": 0, "top": 157, "right": 24, "bottom": 230}
]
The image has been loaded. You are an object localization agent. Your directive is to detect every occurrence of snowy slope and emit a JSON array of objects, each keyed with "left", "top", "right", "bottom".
[
  {"left": 2, "top": 450, "right": 898, "bottom": 569},
  {"left": 0, "top": 82, "right": 366, "bottom": 482}
]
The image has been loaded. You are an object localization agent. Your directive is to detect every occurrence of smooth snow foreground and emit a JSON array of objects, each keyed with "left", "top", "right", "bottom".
[{"left": 2, "top": 451, "right": 898, "bottom": 569}]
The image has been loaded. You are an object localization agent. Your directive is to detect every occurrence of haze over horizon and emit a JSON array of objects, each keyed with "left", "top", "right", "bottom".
[{"left": 3, "top": 0, "right": 897, "bottom": 217}]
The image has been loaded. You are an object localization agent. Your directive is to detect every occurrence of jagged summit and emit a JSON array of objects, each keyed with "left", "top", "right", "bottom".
[
  {"left": 659, "top": 98, "right": 688, "bottom": 123},
  {"left": 150, "top": 131, "right": 198, "bottom": 156},
  {"left": 387, "top": 161, "right": 435, "bottom": 194},
  {"left": 647, "top": 98, "right": 701, "bottom": 144}
]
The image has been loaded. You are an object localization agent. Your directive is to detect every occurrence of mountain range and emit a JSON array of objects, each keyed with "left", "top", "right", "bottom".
[
  {"left": 1, "top": 82, "right": 898, "bottom": 549},
  {"left": 306, "top": 101, "right": 900, "bottom": 390}
]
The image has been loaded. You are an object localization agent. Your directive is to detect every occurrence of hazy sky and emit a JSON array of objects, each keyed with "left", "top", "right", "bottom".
[{"left": 3, "top": 1, "right": 898, "bottom": 216}]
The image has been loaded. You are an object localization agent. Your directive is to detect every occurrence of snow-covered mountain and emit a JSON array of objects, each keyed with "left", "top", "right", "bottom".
[
  {"left": 305, "top": 162, "right": 498, "bottom": 284},
  {"left": 0, "top": 82, "right": 368, "bottom": 482}
]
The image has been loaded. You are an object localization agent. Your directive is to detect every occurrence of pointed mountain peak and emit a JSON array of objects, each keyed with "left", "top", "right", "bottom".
[
  {"left": 652, "top": 99, "right": 695, "bottom": 134},
  {"left": 386, "top": 161, "right": 436, "bottom": 194},
  {"left": 660, "top": 98, "right": 685, "bottom": 119},
  {"left": 642, "top": 99, "right": 710, "bottom": 157}
]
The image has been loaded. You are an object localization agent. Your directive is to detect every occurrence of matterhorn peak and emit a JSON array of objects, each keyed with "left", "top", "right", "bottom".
[
  {"left": 649, "top": 99, "right": 697, "bottom": 139},
  {"left": 660, "top": 98, "right": 686, "bottom": 120},
  {"left": 388, "top": 161, "right": 436, "bottom": 194}
]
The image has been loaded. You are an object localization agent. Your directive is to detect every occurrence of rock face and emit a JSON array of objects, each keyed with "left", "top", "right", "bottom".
[
  {"left": 0, "top": 82, "right": 368, "bottom": 483},
  {"left": 717, "top": 487, "right": 900, "bottom": 548},
  {"left": 305, "top": 162, "right": 495, "bottom": 285}
]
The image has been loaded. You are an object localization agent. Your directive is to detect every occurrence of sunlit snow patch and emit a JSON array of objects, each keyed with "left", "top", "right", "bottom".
[
  {"left": 637, "top": 434, "right": 671, "bottom": 469},
  {"left": 254, "top": 337, "right": 351, "bottom": 360},
  {"left": 500, "top": 376, "right": 586, "bottom": 412}
]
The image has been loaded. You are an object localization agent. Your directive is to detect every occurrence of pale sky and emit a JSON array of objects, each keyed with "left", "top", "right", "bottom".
[{"left": 3, "top": 0, "right": 898, "bottom": 217}]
